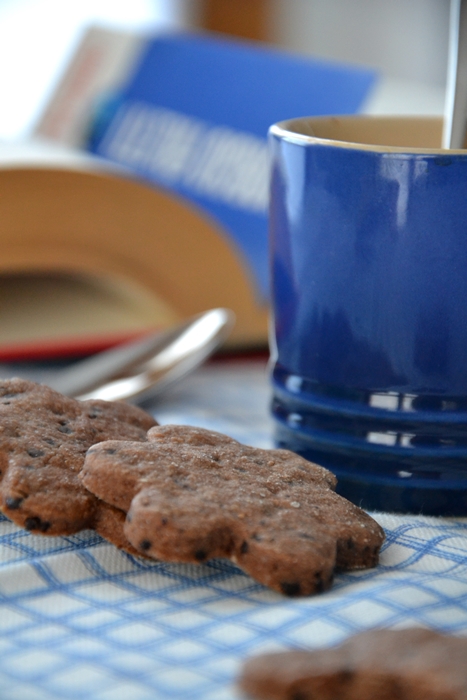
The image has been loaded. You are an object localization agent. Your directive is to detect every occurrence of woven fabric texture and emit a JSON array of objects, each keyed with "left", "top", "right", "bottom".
[{"left": 0, "top": 360, "right": 465, "bottom": 699}]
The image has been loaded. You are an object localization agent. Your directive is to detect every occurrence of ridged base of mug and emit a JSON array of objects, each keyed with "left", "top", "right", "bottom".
[{"left": 272, "top": 365, "right": 467, "bottom": 516}]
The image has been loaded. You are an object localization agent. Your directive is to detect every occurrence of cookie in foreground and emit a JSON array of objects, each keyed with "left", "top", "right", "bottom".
[
  {"left": 81, "top": 424, "right": 385, "bottom": 596},
  {"left": 239, "top": 627, "right": 467, "bottom": 700},
  {"left": 0, "top": 378, "right": 156, "bottom": 552}
]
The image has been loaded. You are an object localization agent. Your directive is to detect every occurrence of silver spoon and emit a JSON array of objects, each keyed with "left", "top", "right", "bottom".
[
  {"left": 443, "top": 0, "right": 467, "bottom": 148},
  {"left": 44, "top": 308, "right": 235, "bottom": 402}
]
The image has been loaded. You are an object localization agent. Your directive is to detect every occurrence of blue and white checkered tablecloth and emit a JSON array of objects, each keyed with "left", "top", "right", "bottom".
[{"left": 0, "top": 359, "right": 467, "bottom": 700}]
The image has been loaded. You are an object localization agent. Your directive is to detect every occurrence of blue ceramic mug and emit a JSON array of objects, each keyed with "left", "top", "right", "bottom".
[{"left": 269, "top": 115, "right": 467, "bottom": 515}]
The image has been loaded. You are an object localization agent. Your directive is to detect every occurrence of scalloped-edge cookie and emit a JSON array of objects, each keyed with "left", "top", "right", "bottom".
[
  {"left": 81, "top": 424, "right": 385, "bottom": 595},
  {"left": 0, "top": 378, "right": 157, "bottom": 553},
  {"left": 238, "top": 628, "right": 467, "bottom": 699}
]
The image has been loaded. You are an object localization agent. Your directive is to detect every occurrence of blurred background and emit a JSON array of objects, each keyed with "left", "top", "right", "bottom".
[{"left": 0, "top": 0, "right": 449, "bottom": 142}]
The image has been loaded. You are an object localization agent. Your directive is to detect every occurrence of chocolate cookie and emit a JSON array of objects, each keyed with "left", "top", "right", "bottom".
[
  {"left": 81, "top": 424, "right": 385, "bottom": 596},
  {"left": 239, "top": 628, "right": 467, "bottom": 700},
  {"left": 0, "top": 378, "right": 157, "bottom": 552}
]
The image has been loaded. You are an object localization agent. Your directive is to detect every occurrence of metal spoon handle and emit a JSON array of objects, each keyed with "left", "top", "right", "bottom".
[
  {"left": 443, "top": 0, "right": 467, "bottom": 148},
  {"left": 49, "top": 308, "right": 235, "bottom": 400},
  {"left": 73, "top": 308, "right": 235, "bottom": 402}
]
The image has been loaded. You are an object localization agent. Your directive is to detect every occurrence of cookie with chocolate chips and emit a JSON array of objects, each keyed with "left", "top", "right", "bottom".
[
  {"left": 238, "top": 628, "right": 467, "bottom": 700},
  {"left": 0, "top": 378, "right": 157, "bottom": 552},
  {"left": 80, "top": 424, "right": 384, "bottom": 596}
]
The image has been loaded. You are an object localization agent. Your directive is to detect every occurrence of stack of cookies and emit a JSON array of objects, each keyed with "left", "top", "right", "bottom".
[
  {"left": 0, "top": 378, "right": 384, "bottom": 597},
  {"left": 3, "top": 379, "right": 462, "bottom": 699}
]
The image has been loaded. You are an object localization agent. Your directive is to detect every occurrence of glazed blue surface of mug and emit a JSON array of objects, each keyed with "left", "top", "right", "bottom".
[{"left": 269, "top": 116, "right": 467, "bottom": 515}]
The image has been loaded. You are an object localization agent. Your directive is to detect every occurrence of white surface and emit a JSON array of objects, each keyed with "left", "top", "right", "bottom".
[
  {"left": 0, "top": 0, "right": 185, "bottom": 140},
  {"left": 363, "top": 76, "right": 445, "bottom": 116},
  {"left": 270, "top": 0, "right": 449, "bottom": 120},
  {"left": 0, "top": 137, "right": 108, "bottom": 168},
  {"left": 270, "top": 0, "right": 450, "bottom": 86},
  {"left": 0, "top": 0, "right": 448, "bottom": 142}
]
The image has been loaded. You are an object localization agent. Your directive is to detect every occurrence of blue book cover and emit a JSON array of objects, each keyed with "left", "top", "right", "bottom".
[{"left": 87, "top": 32, "right": 376, "bottom": 307}]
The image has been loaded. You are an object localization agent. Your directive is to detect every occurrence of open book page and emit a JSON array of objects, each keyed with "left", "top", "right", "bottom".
[{"left": 0, "top": 140, "right": 267, "bottom": 359}]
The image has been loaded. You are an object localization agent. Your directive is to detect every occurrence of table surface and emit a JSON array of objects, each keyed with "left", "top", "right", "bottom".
[{"left": 0, "top": 357, "right": 466, "bottom": 700}]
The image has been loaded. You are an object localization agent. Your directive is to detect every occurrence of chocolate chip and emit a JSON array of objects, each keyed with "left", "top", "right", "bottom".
[
  {"left": 27, "top": 448, "right": 45, "bottom": 458},
  {"left": 139, "top": 540, "right": 152, "bottom": 551},
  {"left": 291, "top": 692, "right": 308, "bottom": 700},
  {"left": 280, "top": 581, "right": 301, "bottom": 597},
  {"left": 5, "top": 496, "right": 23, "bottom": 510},
  {"left": 1, "top": 392, "right": 18, "bottom": 400},
  {"left": 314, "top": 571, "right": 325, "bottom": 593},
  {"left": 25, "top": 516, "right": 40, "bottom": 530},
  {"left": 104, "top": 448, "right": 117, "bottom": 455},
  {"left": 194, "top": 549, "right": 207, "bottom": 561},
  {"left": 240, "top": 540, "right": 249, "bottom": 554},
  {"left": 25, "top": 516, "right": 50, "bottom": 532}
]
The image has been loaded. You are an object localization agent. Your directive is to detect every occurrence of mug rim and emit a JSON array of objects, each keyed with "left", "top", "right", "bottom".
[{"left": 269, "top": 115, "right": 465, "bottom": 155}]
